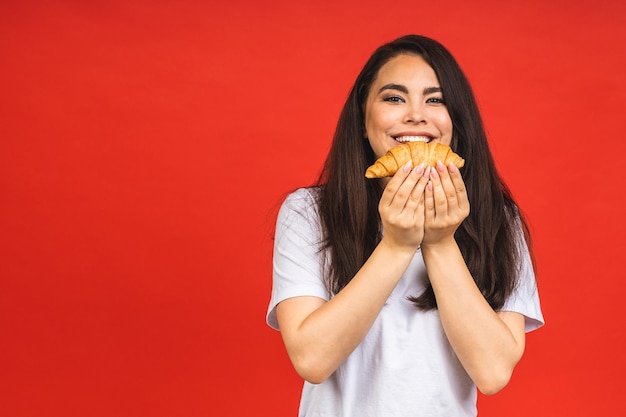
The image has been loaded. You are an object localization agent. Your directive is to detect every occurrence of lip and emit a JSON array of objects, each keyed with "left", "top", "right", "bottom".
[{"left": 392, "top": 131, "right": 436, "bottom": 144}]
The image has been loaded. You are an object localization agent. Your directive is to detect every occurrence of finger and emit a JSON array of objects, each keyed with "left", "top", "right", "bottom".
[
  {"left": 415, "top": 192, "right": 425, "bottom": 226},
  {"left": 429, "top": 163, "right": 448, "bottom": 217},
  {"left": 403, "top": 164, "right": 428, "bottom": 211},
  {"left": 391, "top": 164, "right": 426, "bottom": 214},
  {"left": 380, "top": 161, "right": 413, "bottom": 207},
  {"left": 387, "top": 163, "right": 427, "bottom": 213},
  {"left": 412, "top": 168, "right": 428, "bottom": 225},
  {"left": 424, "top": 175, "right": 436, "bottom": 223},
  {"left": 407, "top": 191, "right": 426, "bottom": 233},
  {"left": 436, "top": 161, "right": 459, "bottom": 209},
  {"left": 447, "top": 163, "right": 470, "bottom": 214}
]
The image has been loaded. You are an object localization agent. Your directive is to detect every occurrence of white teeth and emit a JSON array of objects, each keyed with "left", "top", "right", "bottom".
[{"left": 395, "top": 136, "right": 431, "bottom": 143}]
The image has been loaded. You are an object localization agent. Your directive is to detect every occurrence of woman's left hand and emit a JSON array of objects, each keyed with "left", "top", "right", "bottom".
[{"left": 422, "top": 161, "right": 470, "bottom": 246}]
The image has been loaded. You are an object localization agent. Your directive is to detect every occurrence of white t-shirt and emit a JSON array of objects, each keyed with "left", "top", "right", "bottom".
[{"left": 266, "top": 188, "right": 544, "bottom": 417}]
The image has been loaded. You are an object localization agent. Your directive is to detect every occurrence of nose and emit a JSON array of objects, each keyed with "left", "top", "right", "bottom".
[{"left": 404, "top": 101, "right": 426, "bottom": 124}]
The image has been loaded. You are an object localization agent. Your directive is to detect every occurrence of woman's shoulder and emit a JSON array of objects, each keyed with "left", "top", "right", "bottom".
[
  {"left": 282, "top": 186, "right": 322, "bottom": 210},
  {"left": 278, "top": 186, "right": 323, "bottom": 224}
]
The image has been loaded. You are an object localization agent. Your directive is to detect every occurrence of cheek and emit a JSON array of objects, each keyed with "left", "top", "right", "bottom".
[
  {"left": 435, "top": 112, "right": 453, "bottom": 139},
  {"left": 365, "top": 118, "right": 382, "bottom": 142},
  {"left": 367, "top": 112, "right": 396, "bottom": 139},
  {"left": 364, "top": 106, "right": 380, "bottom": 131}
]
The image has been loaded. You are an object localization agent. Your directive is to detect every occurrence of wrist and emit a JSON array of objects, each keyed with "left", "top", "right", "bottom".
[
  {"left": 378, "top": 236, "right": 421, "bottom": 258},
  {"left": 420, "top": 237, "right": 459, "bottom": 257}
]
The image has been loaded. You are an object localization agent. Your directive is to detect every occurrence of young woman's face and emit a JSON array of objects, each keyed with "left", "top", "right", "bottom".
[{"left": 364, "top": 54, "right": 453, "bottom": 160}]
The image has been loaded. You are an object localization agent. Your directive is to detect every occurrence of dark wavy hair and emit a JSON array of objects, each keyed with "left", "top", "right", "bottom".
[{"left": 314, "top": 34, "right": 534, "bottom": 310}]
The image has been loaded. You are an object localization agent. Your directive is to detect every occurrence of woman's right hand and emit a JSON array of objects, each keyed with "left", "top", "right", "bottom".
[{"left": 378, "top": 162, "right": 431, "bottom": 253}]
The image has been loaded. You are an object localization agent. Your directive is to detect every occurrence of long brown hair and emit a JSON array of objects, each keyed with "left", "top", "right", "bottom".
[{"left": 314, "top": 34, "right": 533, "bottom": 310}]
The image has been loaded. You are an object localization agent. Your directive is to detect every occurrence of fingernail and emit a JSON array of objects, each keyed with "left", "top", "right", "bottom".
[
  {"left": 437, "top": 161, "right": 446, "bottom": 172},
  {"left": 403, "top": 161, "right": 412, "bottom": 172},
  {"left": 448, "top": 163, "right": 459, "bottom": 173},
  {"left": 413, "top": 163, "right": 425, "bottom": 174}
]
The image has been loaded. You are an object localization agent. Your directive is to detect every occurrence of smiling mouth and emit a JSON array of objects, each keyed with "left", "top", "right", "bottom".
[{"left": 394, "top": 135, "right": 432, "bottom": 143}]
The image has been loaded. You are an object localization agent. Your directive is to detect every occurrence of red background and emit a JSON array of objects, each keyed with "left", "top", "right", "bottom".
[{"left": 1, "top": 0, "right": 625, "bottom": 415}]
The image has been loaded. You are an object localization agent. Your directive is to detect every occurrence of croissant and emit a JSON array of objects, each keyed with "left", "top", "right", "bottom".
[{"left": 365, "top": 142, "right": 465, "bottom": 178}]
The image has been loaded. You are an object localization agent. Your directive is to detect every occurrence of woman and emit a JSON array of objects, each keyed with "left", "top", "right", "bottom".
[{"left": 266, "top": 34, "right": 544, "bottom": 416}]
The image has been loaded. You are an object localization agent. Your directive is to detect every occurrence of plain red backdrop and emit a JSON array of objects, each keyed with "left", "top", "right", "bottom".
[{"left": 1, "top": 0, "right": 625, "bottom": 415}]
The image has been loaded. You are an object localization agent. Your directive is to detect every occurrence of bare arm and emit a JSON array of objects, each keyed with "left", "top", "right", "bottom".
[
  {"left": 276, "top": 163, "right": 430, "bottom": 384},
  {"left": 421, "top": 162, "right": 526, "bottom": 395}
]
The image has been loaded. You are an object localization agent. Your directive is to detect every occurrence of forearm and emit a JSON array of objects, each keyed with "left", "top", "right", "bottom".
[
  {"left": 421, "top": 239, "right": 525, "bottom": 394},
  {"left": 278, "top": 238, "right": 415, "bottom": 384}
]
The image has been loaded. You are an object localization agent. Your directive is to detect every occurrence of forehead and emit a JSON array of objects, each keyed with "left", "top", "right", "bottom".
[{"left": 372, "top": 54, "right": 439, "bottom": 88}]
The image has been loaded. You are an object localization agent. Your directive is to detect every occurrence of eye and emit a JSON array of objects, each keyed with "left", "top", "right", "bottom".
[
  {"left": 383, "top": 95, "right": 405, "bottom": 103},
  {"left": 426, "top": 96, "right": 446, "bottom": 105}
]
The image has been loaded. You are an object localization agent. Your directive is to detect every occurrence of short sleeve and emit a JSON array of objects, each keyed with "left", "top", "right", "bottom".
[
  {"left": 266, "top": 188, "right": 330, "bottom": 330},
  {"left": 500, "top": 228, "right": 545, "bottom": 333}
]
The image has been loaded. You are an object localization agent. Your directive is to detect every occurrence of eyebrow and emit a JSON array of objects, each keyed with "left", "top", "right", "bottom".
[{"left": 378, "top": 84, "right": 442, "bottom": 95}]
